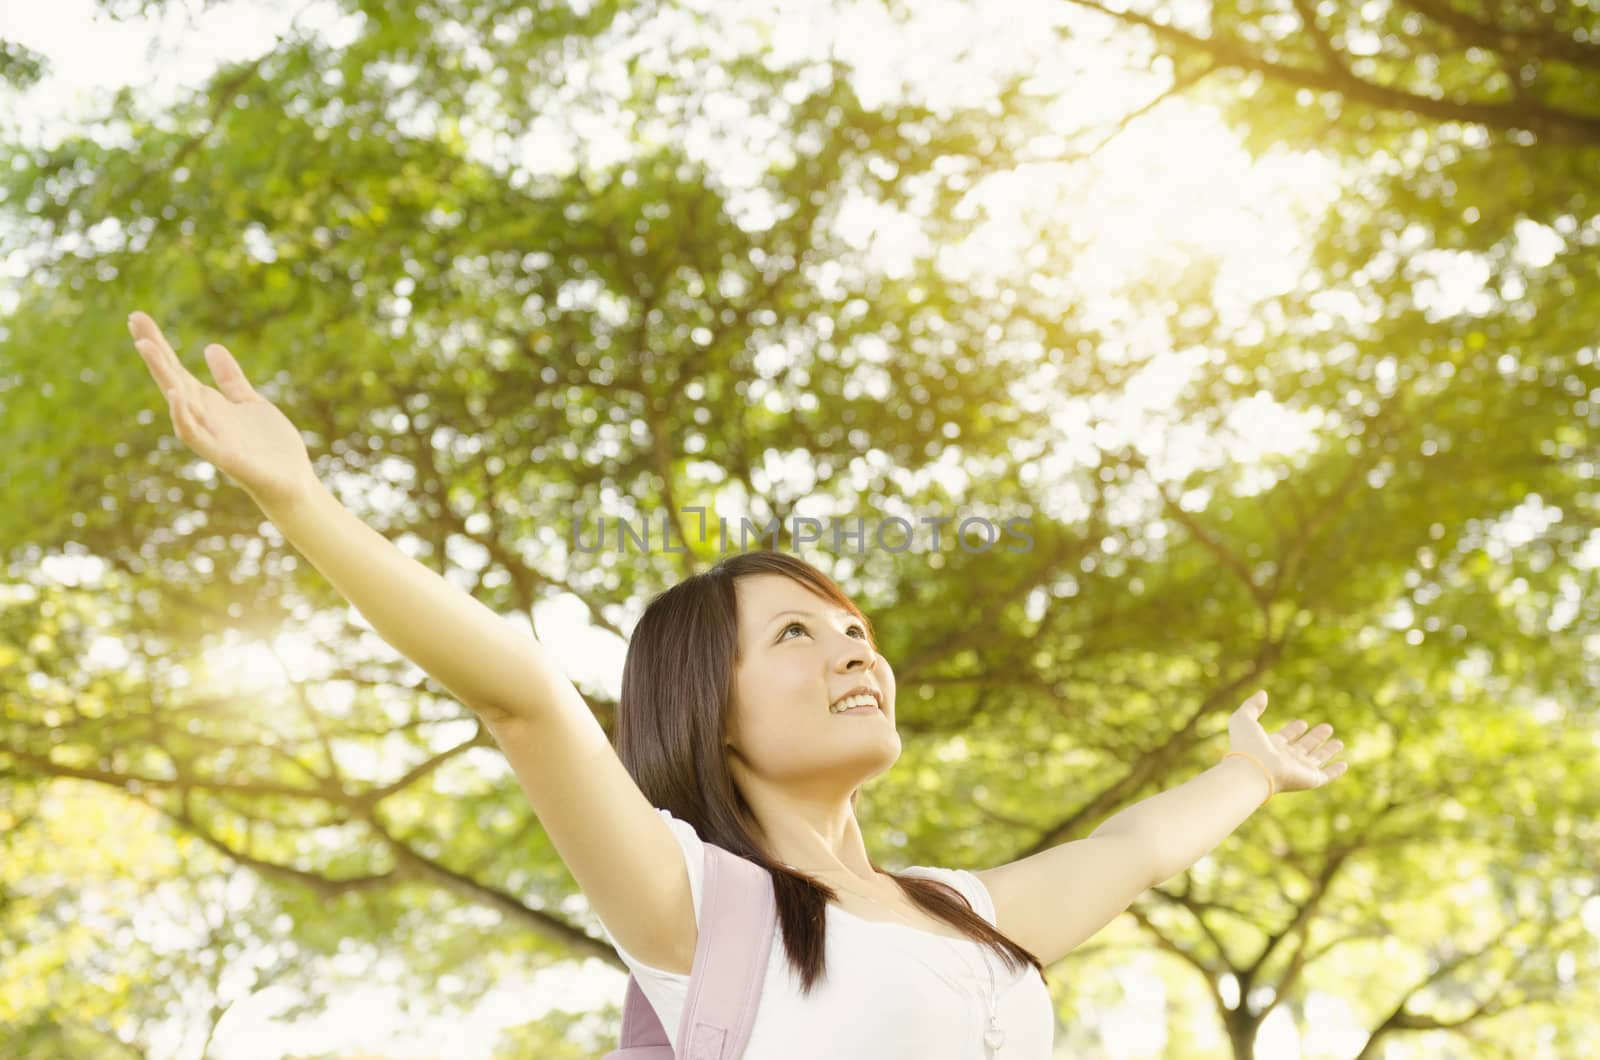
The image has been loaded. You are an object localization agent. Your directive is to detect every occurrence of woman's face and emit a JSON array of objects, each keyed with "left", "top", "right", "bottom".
[{"left": 724, "top": 573, "right": 899, "bottom": 801}]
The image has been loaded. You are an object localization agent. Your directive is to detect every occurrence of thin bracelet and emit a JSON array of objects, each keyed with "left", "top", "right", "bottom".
[{"left": 1224, "top": 751, "right": 1276, "bottom": 801}]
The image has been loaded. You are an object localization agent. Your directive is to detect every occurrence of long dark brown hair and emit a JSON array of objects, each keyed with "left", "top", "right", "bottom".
[{"left": 614, "top": 548, "right": 1047, "bottom": 996}]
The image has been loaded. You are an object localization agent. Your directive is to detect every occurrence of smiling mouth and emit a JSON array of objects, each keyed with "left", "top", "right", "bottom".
[{"left": 829, "top": 691, "right": 883, "bottom": 715}]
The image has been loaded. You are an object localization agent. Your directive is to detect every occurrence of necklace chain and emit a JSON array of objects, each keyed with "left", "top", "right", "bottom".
[{"left": 785, "top": 864, "right": 1006, "bottom": 1056}]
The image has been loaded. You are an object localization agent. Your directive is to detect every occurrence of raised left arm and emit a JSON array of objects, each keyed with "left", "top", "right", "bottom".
[{"left": 974, "top": 690, "right": 1349, "bottom": 966}]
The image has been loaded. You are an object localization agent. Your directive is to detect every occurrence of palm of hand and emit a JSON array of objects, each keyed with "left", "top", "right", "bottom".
[
  {"left": 1228, "top": 691, "right": 1350, "bottom": 795},
  {"left": 128, "top": 312, "right": 316, "bottom": 509}
]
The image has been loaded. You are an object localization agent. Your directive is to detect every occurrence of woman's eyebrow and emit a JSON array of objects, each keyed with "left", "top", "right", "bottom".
[{"left": 764, "top": 608, "right": 858, "bottom": 630}]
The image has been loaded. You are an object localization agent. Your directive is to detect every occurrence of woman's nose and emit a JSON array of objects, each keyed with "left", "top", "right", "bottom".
[{"left": 838, "top": 639, "right": 874, "bottom": 670}]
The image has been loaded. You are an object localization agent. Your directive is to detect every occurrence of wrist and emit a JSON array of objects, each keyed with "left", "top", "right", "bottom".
[
  {"left": 1222, "top": 750, "right": 1275, "bottom": 802},
  {"left": 252, "top": 476, "right": 329, "bottom": 525}
]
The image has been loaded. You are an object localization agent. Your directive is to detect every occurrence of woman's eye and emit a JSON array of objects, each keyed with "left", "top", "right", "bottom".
[{"left": 780, "top": 622, "right": 869, "bottom": 641}]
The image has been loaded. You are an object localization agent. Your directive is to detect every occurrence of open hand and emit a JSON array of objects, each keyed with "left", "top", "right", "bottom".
[
  {"left": 128, "top": 311, "right": 318, "bottom": 511},
  {"left": 1228, "top": 690, "right": 1349, "bottom": 795}
]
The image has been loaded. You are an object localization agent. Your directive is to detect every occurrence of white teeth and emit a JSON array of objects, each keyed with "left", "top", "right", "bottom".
[{"left": 831, "top": 693, "right": 878, "bottom": 714}]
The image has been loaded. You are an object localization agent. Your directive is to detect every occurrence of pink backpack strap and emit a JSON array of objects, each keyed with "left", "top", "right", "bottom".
[{"left": 604, "top": 839, "right": 776, "bottom": 1059}]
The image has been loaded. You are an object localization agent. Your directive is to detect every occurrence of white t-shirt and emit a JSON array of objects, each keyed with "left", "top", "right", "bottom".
[{"left": 597, "top": 808, "right": 1055, "bottom": 1059}]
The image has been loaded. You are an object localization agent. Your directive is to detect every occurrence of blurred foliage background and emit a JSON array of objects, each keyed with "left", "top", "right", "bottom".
[{"left": 2, "top": 0, "right": 1598, "bottom": 1057}]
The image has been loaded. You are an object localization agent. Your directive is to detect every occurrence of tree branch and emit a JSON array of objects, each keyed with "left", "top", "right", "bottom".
[
  {"left": 1400, "top": 0, "right": 1600, "bottom": 73},
  {"left": 1059, "top": 0, "right": 1600, "bottom": 144}
]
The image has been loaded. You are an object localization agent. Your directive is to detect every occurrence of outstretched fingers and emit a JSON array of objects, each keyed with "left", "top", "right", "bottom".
[{"left": 129, "top": 311, "right": 254, "bottom": 405}]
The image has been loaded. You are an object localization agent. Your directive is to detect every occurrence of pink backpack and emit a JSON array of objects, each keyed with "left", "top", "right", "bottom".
[{"left": 603, "top": 838, "right": 777, "bottom": 1059}]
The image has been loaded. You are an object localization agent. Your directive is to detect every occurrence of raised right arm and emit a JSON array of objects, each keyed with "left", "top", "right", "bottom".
[{"left": 128, "top": 311, "right": 700, "bottom": 973}]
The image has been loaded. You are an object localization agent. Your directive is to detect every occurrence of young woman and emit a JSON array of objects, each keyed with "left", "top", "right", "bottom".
[{"left": 128, "top": 311, "right": 1349, "bottom": 1058}]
